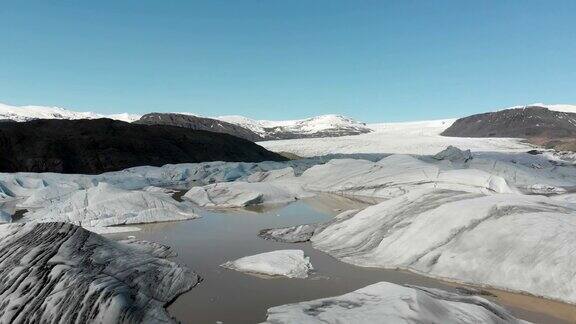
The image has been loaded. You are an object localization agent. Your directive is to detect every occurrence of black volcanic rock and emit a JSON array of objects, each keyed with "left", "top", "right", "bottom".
[
  {"left": 441, "top": 106, "right": 576, "bottom": 138},
  {"left": 0, "top": 119, "right": 286, "bottom": 174},
  {"left": 135, "top": 113, "right": 263, "bottom": 142}
]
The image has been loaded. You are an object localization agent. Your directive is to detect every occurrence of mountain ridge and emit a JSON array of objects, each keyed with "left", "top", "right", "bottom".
[
  {"left": 135, "top": 113, "right": 263, "bottom": 142},
  {"left": 216, "top": 114, "right": 372, "bottom": 140},
  {"left": 441, "top": 105, "right": 576, "bottom": 138},
  {"left": 0, "top": 102, "right": 141, "bottom": 122},
  {"left": 0, "top": 102, "right": 372, "bottom": 141},
  {"left": 0, "top": 118, "right": 286, "bottom": 174}
]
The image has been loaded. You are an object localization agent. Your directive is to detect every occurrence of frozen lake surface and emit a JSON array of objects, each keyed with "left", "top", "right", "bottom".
[{"left": 106, "top": 196, "right": 576, "bottom": 324}]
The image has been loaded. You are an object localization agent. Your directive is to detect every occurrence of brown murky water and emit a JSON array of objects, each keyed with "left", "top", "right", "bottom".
[{"left": 107, "top": 195, "right": 576, "bottom": 324}]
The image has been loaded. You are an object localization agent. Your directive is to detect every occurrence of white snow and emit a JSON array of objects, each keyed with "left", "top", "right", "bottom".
[
  {"left": 217, "top": 114, "right": 371, "bottom": 138},
  {"left": 221, "top": 250, "right": 313, "bottom": 278},
  {"left": 545, "top": 104, "right": 576, "bottom": 113},
  {"left": 0, "top": 102, "right": 140, "bottom": 122},
  {"left": 258, "top": 118, "right": 533, "bottom": 157},
  {"left": 500, "top": 103, "right": 576, "bottom": 114},
  {"left": 263, "top": 281, "right": 528, "bottom": 324},
  {"left": 105, "top": 112, "right": 142, "bottom": 122}
]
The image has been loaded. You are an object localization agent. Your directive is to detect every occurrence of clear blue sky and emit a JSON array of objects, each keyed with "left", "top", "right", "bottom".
[{"left": 1, "top": 1, "right": 575, "bottom": 122}]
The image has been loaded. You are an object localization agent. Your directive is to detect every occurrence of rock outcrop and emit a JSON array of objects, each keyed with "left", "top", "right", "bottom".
[
  {"left": 441, "top": 106, "right": 576, "bottom": 138},
  {"left": 135, "top": 113, "right": 263, "bottom": 142},
  {"left": 0, "top": 118, "right": 286, "bottom": 174}
]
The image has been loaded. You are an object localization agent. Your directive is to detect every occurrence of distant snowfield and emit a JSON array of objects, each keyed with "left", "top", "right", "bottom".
[
  {"left": 259, "top": 118, "right": 533, "bottom": 157},
  {"left": 0, "top": 102, "right": 141, "bottom": 122},
  {"left": 217, "top": 114, "right": 371, "bottom": 137}
]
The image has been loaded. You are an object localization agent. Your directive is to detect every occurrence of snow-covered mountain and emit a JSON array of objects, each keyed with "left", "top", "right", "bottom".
[
  {"left": 216, "top": 114, "right": 372, "bottom": 140},
  {"left": 1, "top": 102, "right": 370, "bottom": 141},
  {"left": 501, "top": 103, "right": 576, "bottom": 113},
  {"left": 0, "top": 102, "right": 140, "bottom": 122},
  {"left": 135, "top": 113, "right": 263, "bottom": 142}
]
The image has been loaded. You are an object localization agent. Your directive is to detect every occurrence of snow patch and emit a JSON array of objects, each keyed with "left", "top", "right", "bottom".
[{"left": 0, "top": 102, "right": 140, "bottom": 122}]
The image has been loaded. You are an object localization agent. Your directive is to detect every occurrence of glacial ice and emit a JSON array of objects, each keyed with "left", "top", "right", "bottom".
[
  {"left": 0, "top": 209, "right": 10, "bottom": 223},
  {"left": 221, "top": 250, "right": 313, "bottom": 278},
  {"left": 183, "top": 181, "right": 304, "bottom": 208},
  {"left": 2, "top": 146, "right": 576, "bottom": 308},
  {"left": 0, "top": 161, "right": 310, "bottom": 231},
  {"left": 309, "top": 189, "right": 576, "bottom": 303},
  {"left": 262, "top": 281, "right": 528, "bottom": 324},
  {"left": 21, "top": 182, "right": 199, "bottom": 227},
  {"left": 245, "top": 167, "right": 296, "bottom": 183},
  {"left": 0, "top": 222, "right": 199, "bottom": 323},
  {"left": 299, "top": 154, "right": 514, "bottom": 198},
  {"left": 259, "top": 224, "right": 320, "bottom": 243}
]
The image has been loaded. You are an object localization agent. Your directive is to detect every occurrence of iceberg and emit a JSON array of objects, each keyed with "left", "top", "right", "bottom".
[{"left": 221, "top": 250, "right": 313, "bottom": 279}]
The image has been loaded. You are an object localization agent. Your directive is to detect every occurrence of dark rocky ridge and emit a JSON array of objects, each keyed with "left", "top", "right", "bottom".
[
  {"left": 135, "top": 113, "right": 263, "bottom": 142},
  {"left": 441, "top": 106, "right": 576, "bottom": 138},
  {"left": 0, "top": 118, "right": 286, "bottom": 174}
]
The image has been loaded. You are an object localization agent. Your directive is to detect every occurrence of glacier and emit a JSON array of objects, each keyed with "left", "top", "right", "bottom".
[
  {"left": 258, "top": 118, "right": 534, "bottom": 157},
  {"left": 2, "top": 146, "right": 576, "bottom": 309},
  {"left": 0, "top": 161, "right": 306, "bottom": 230},
  {"left": 309, "top": 190, "right": 576, "bottom": 303}
]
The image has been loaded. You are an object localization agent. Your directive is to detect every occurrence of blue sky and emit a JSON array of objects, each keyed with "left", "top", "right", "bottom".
[{"left": 1, "top": 1, "right": 575, "bottom": 122}]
